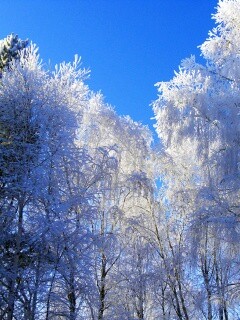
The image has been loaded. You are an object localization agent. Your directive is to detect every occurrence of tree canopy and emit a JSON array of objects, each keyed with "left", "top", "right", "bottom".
[{"left": 0, "top": 1, "right": 240, "bottom": 319}]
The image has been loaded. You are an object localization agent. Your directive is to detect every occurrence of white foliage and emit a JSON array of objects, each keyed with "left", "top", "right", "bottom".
[
  {"left": 153, "top": 0, "right": 240, "bottom": 230},
  {"left": 200, "top": 0, "right": 240, "bottom": 81}
]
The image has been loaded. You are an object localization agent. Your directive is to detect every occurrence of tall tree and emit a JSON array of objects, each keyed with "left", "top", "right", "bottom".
[{"left": 153, "top": 0, "right": 240, "bottom": 318}]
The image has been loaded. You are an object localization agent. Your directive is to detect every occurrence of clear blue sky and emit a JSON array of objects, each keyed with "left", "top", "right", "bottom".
[{"left": 0, "top": 0, "right": 217, "bottom": 130}]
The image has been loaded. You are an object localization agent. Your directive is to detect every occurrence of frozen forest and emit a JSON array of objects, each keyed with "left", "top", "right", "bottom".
[{"left": 0, "top": 0, "right": 239, "bottom": 319}]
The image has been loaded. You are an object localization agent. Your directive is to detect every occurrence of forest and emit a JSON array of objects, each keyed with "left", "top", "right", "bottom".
[{"left": 0, "top": 0, "right": 239, "bottom": 319}]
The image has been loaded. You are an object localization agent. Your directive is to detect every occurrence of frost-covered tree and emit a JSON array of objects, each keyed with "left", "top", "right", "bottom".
[
  {"left": 76, "top": 93, "right": 155, "bottom": 319},
  {"left": 3, "top": 1, "right": 240, "bottom": 317},
  {"left": 0, "top": 33, "right": 28, "bottom": 74},
  {"left": 153, "top": 0, "right": 240, "bottom": 318},
  {"left": 0, "top": 43, "right": 91, "bottom": 319},
  {"left": 0, "top": 34, "right": 156, "bottom": 319},
  {"left": 153, "top": 0, "right": 240, "bottom": 232}
]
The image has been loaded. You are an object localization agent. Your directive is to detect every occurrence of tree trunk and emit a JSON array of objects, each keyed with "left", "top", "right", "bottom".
[
  {"left": 98, "top": 253, "right": 107, "bottom": 320},
  {"left": 223, "top": 301, "right": 228, "bottom": 320},
  {"left": 6, "top": 198, "right": 24, "bottom": 320},
  {"left": 214, "top": 251, "right": 223, "bottom": 320},
  {"left": 68, "top": 270, "right": 76, "bottom": 320},
  {"left": 201, "top": 257, "right": 213, "bottom": 320},
  {"left": 30, "top": 257, "right": 41, "bottom": 320}
]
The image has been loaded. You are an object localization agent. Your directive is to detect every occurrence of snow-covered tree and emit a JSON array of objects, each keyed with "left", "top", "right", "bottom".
[
  {"left": 0, "top": 35, "right": 156, "bottom": 319},
  {"left": 0, "top": 43, "right": 91, "bottom": 319},
  {"left": 153, "top": 0, "right": 240, "bottom": 318},
  {"left": 153, "top": 0, "right": 240, "bottom": 232},
  {"left": 3, "top": 1, "right": 240, "bottom": 318},
  {"left": 0, "top": 33, "right": 28, "bottom": 75},
  {"left": 75, "top": 93, "right": 155, "bottom": 319}
]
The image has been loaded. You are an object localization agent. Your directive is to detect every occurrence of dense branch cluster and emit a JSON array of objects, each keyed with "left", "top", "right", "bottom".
[{"left": 0, "top": 1, "right": 239, "bottom": 319}]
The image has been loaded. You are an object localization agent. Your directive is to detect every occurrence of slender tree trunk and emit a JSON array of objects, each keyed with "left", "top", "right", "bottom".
[
  {"left": 167, "top": 230, "right": 188, "bottom": 320},
  {"left": 206, "top": 281, "right": 213, "bottom": 320},
  {"left": 175, "top": 269, "right": 189, "bottom": 320},
  {"left": 161, "top": 286, "right": 168, "bottom": 320},
  {"left": 45, "top": 264, "right": 58, "bottom": 320},
  {"left": 201, "top": 226, "right": 213, "bottom": 320},
  {"left": 31, "top": 257, "right": 41, "bottom": 320},
  {"left": 23, "top": 302, "right": 32, "bottom": 320},
  {"left": 218, "top": 306, "right": 224, "bottom": 320},
  {"left": 98, "top": 253, "right": 107, "bottom": 320},
  {"left": 201, "top": 259, "right": 213, "bottom": 319},
  {"left": 223, "top": 301, "right": 228, "bottom": 320},
  {"left": 136, "top": 285, "right": 144, "bottom": 320},
  {"left": 136, "top": 302, "right": 144, "bottom": 320},
  {"left": 6, "top": 198, "right": 24, "bottom": 320},
  {"left": 172, "top": 286, "right": 183, "bottom": 320},
  {"left": 136, "top": 253, "right": 144, "bottom": 320},
  {"left": 214, "top": 252, "right": 223, "bottom": 320},
  {"left": 68, "top": 270, "right": 76, "bottom": 320}
]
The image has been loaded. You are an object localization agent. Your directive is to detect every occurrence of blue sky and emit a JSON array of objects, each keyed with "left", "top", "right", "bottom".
[{"left": 0, "top": 0, "right": 217, "bottom": 130}]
